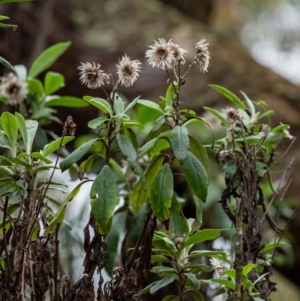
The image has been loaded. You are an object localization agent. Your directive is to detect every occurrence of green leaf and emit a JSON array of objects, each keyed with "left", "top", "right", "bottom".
[
  {"left": 203, "top": 106, "right": 228, "bottom": 127},
  {"left": 90, "top": 165, "right": 118, "bottom": 235},
  {"left": 83, "top": 96, "right": 112, "bottom": 114},
  {"left": 59, "top": 138, "right": 98, "bottom": 172},
  {"left": 182, "top": 152, "right": 208, "bottom": 202},
  {"left": 257, "top": 110, "right": 274, "bottom": 120},
  {"left": 170, "top": 197, "right": 189, "bottom": 238},
  {"left": 137, "top": 99, "right": 164, "bottom": 114},
  {"left": 242, "top": 263, "right": 256, "bottom": 276},
  {"left": 151, "top": 255, "right": 172, "bottom": 264},
  {"left": 150, "top": 163, "right": 173, "bottom": 222},
  {"left": 1, "top": 112, "right": 18, "bottom": 157},
  {"left": 28, "top": 41, "right": 71, "bottom": 78},
  {"left": 166, "top": 83, "right": 179, "bottom": 107},
  {"left": 31, "top": 152, "right": 52, "bottom": 164},
  {"left": 124, "top": 95, "right": 140, "bottom": 113},
  {"left": 153, "top": 115, "right": 166, "bottom": 131},
  {"left": 44, "top": 72, "right": 64, "bottom": 95},
  {"left": 188, "top": 250, "right": 232, "bottom": 265},
  {"left": 139, "top": 277, "right": 176, "bottom": 296},
  {"left": 184, "top": 272, "right": 200, "bottom": 290},
  {"left": 131, "top": 155, "right": 164, "bottom": 211},
  {"left": 209, "top": 85, "right": 246, "bottom": 109},
  {"left": 188, "top": 136, "right": 210, "bottom": 171},
  {"left": 240, "top": 91, "right": 255, "bottom": 118},
  {"left": 203, "top": 278, "right": 235, "bottom": 290},
  {"left": 113, "top": 93, "right": 125, "bottom": 114},
  {"left": 88, "top": 117, "right": 109, "bottom": 129},
  {"left": 123, "top": 120, "right": 144, "bottom": 129},
  {"left": 187, "top": 290, "right": 205, "bottom": 301},
  {"left": 16, "top": 113, "right": 38, "bottom": 153},
  {"left": 42, "top": 136, "right": 74, "bottom": 157},
  {"left": 171, "top": 125, "right": 189, "bottom": 161},
  {"left": 162, "top": 295, "right": 178, "bottom": 301},
  {"left": 0, "top": 21, "right": 17, "bottom": 31},
  {"left": 260, "top": 242, "right": 290, "bottom": 253},
  {"left": 105, "top": 211, "right": 127, "bottom": 276},
  {"left": 45, "top": 96, "right": 89, "bottom": 107},
  {"left": 44, "top": 179, "right": 90, "bottom": 234},
  {"left": 137, "top": 137, "right": 158, "bottom": 157},
  {"left": 183, "top": 229, "right": 223, "bottom": 248},
  {"left": 117, "top": 133, "right": 137, "bottom": 162},
  {"left": 26, "top": 78, "right": 44, "bottom": 100},
  {"left": 14, "top": 64, "right": 27, "bottom": 80},
  {"left": 0, "top": 56, "right": 16, "bottom": 73}
]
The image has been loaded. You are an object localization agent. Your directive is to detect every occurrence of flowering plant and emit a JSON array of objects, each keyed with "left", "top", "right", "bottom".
[{"left": 0, "top": 36, "right": 292, "bottom": 301}]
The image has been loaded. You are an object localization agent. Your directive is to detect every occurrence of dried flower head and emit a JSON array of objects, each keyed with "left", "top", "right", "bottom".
[
  {"left": 209, "top": 258, "right": 228, "bottom": 277},
  {"left": 78, "top": 62, "right": 109, "bottom": 89},
  {"left": 222, "top": 107, "right": 241, "bottom": 124},
  {"left": 0, "top": 73, "right": 27, "bottom": 105},
  {"left": 145, "top": 39, "right": 174, "bottom": 70},
  {"left": 169, "top": 41, "right": 188, "bottom": 66},
  {"left": 195, "top": 38, "right": 210, "bottom": 73},
  {"left": 116, "top": 54, "right": 141, "bottom": 87}
]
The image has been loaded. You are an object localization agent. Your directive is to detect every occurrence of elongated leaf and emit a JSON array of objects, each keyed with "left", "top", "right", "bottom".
[
  {"left": 0, "top": 56, "right": 16, "bottom": 73},
  {"left": 29, "top": 42, "right": 71, "bottom": 78},
  {"left": 242, "top": 263, "right": 256, "bottom": 276},
  {"left": 1, "top": 112, "right": 18, "bottom": 156},
  {"left": 182, "top": 152, "right": 208, "bottom": 202},
  {"left": 209, "top": 278, "right": 235, "bottom": 290},
  {"left": 170, "top": 197, "right": 189, "bottom": 237},
  {"left": 45, "top": 96, "right": 88, "bottom": 107},
  {"left": 124, "top": 95, "right": 140, "bottom": 113},
  {"left": 43, "top": 136, "right": 74, "bottom": 157},
  {"left": 14, "top": 64, "right": 27, "bottom": 80},
  {"left": 183, "top": 229, "right": 223, "bottom": 248},
  {"left": 203, "top": 106, "right": 228, "bottom": 127},
  {"left": 162, "top": 295, "right": 178, "bottom": 301},
  {"left": 105, "top": 211, "right": 127, "bottom": 276},
  {"left": 60, "top": 138, "right": 98, "bottom": 172},
  {"left": 166, "top": 83, "right": 179, "bottom": 107},
  {"left": 137, "top": 99, "right": 164, "bottom": 114},
  {"left": 83, "top": 96, "right": 112, "bottom": 114},
  {"left": 153, "top": 115, "right": 166, "bottom": 131},
  {"left": 15, "top": 112, "right": 28, "bottom": 151},
  {"left": 31, "top": 152, "right": 52, "bottom": 164},
  {"left": 90, "top": 165, "right": 118, "bottom": 235},
  {"left": 44, "top": 179, "right": 90, "bottom": 234},
  {"left": 260, "top": 242, "right": 290, "bottom": 253},
  {"left": 123, "top": 120, "right": 144, "bottom": 129},
  {"left": 117, "top": 133, "right": 137, "bottom": 161},
  {"left": 188, "top": 250, "right": 232, "bottom": 265},
  {"left": 241, "top": 91, "right": 255, "bottom": 118},
  {"left": 137, "top": 137, "right": 158, "bottom": 158},
  {"left": 150, "top": 163, "right": 173, "bottom": 222},
  {"left": 188, "top": 136, "right": 210, "bottom": 171},
  {"left": 184, "top": 272, "right": 200, "bottom": 290},
  {"left": 44, "top": 71, "right": 64, "bottom": 95},
  {"left": 131, "top": 155, "right": 164, "bottom": 211},
  {"left": 171, "top": 125, "right": 189, "bottom": 161},
  {"left": 257, "top": 110, "right": 274, "bottom": 120},
  {"left": 88, "top": 117, "right": 108, "bottom": 129},
  {"left": 209, "top": 85, "right": 246, "bottom": 109},
  {"left": 113, "top": 94, "right": 125, "bottom": 114},
  {"left": 139, "top": 277, "right": 176, "bottom": 296}
]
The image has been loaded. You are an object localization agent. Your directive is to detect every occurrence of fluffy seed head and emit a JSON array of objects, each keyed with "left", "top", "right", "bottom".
[
  {"left": 78, "top": 62, "right": 109, "bottom": 89},
  {"left": 145, "top": 39, "right": 174, "bottom": 70},
  {"left": 116, "top": 54, "right": 141, "bottom": 87},
  {"left": 0, "top": 73, "right": 27, "bottom": 105},
  {"left": 169, "top": 41, "right": 188, "bottom": 66},
  {"left": 195, "top": 38, "right": 210, "bottom": 72},
  {"left": 209, "top": 258, "right": 228, "bottom": 277}
]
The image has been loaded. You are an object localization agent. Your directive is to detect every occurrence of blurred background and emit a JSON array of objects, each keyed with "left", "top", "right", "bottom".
[{"left": 1, "top": 0, "right": 300, "bottom": 299}]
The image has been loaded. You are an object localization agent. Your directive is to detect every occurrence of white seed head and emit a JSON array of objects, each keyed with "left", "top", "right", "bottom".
[
  {"left": 77, "top": 62, "right": 109, "bottom": 89},
  {"left": 195, "top": 38, "right": 210, "bottom": 73},
  {"left": 0, "top": 73, "right": 27, "bottom": 105},
  {"left": 209, "top": 258, "right": 228, "bottom": 277},
  {"left": 116, "top": 54, "right": 141, "bottom": 87},
  {"left": 145, "top": 39, "right": 174, "bottom": 70},
  {"left": 169, "top": 41, "right": 188, "bottom": 66}
]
